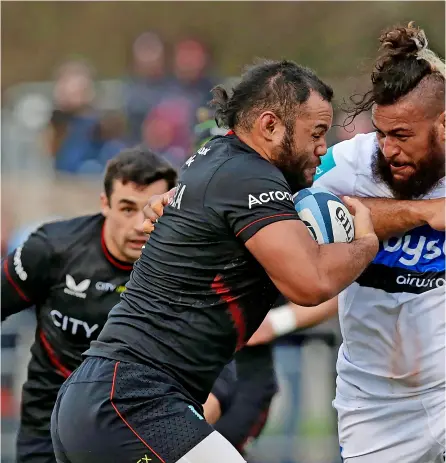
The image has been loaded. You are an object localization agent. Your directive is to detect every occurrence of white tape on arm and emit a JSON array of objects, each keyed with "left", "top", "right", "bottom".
[{"left": 268, "top": 305, "right": 298, "bottom": 337}]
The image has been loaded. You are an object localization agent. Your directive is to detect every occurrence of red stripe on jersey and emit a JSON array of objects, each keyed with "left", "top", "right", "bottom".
[
  {"left": 3, "top": 259, "right": 31, "bottom": 302},
  {"left": 110, "top": 362, "right": 167, "bottom": 463},
  {"left": 212, "top": 275, "right": 245, "bottom": 351},
  {"left": 39, "top": 331, "right": 72, "bottom": 379},
  {"left": 226, "top": 130, "right": 235, "bottom": 136},
  {"left": 100, "top": 225, "right": 133, "bottom": 271},
  {"left": 236, "top": 213, "right": 296, "bottom": 238}
]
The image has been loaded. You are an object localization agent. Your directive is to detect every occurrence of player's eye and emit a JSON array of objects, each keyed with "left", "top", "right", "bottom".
[
  {"left": 312, "top": 134, "right": 322, "bottom": 140},
  {"left": 122, "top": 207, "right": 135, "bottom": 214},
  {"left": 375, "top": 129, "right": 385, "bottom": 138},
  {"left": 395, "top": 134, "right": 409, "bottom": 142}
]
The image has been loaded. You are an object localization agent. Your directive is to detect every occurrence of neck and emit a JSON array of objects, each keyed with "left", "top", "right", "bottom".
[{"left": 234, "top": 128, "right": 272, "bottom": 163}]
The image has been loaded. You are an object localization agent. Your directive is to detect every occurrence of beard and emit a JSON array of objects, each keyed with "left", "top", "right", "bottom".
[
  {"left": 273, "top": 127, "right": 313, "bottom": 193},
  {"left": 371, "top": 130, "right": 445, "bottom": 200}
]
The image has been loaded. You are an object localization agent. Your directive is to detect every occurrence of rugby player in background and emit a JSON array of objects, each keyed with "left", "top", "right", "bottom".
[
  {"left": 1, "top": 147, "right": 176, "bottom": 463},
  {"left": 51, "top": 59, "right": 379, "bottom": 463}
]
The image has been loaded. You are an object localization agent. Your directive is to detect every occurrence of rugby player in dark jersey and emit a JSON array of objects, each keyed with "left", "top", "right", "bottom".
[
  {"left": 51, "top": 60, "right": 379, "bottom": 463},
  {"left": 1, "top": 147, "right": 177, "bottom": 463},
  {"left": 189, "top": 116, "right": 277, "bottom": 456},
  {"left": 146, "top": 117, "right": 337, "bottom": 457}
]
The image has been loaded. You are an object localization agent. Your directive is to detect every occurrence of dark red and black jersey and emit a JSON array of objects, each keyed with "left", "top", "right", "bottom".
[
  {"left": 87, "top": 134, "right": 300, "bottom": 404},
  {"left": 1, "top": 214, "right": 133, "bottom": 434}
]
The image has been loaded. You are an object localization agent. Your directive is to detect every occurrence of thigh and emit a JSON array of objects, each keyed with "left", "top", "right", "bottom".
[
  {"left": 336, "top": 394, "right": 444, "bottom": 463},
  {"left": 176, "top": 431, "right": 246, "bottom": 463},
  {"left": 53, "top": 358, "right": 219, "bottom": 463},
  {"left": 16, "top": 428, "right": 56, "bottom": 463}
]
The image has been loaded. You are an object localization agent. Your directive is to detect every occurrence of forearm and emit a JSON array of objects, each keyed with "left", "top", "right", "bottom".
[
  {"left": 267, "top": 297, "right": 338, "bottom": 338},
  {"left": 316, "top": 234, "right": 378, "bottom": 302},
  {"left": 356, "top": 198, "right": 426, "bottom": 240},
  {"left": 290, "top": 296, "right": 338, "bottom": 330}
]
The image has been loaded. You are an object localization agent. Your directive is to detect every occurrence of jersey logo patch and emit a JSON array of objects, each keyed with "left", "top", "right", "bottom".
[
  {"left": 374, "top": 225, "right": 445, "bottom": 272},
  {"left": 197, "top": 146, "right": 210, "bottom": 156},
  {"left": 63, "top": 274, "right": 91, "bottom": 299},
  {"left": 248, "top": 190, "right": 293, "bottom": 209},
  {"left": 185, "top": 155, "right": 196, "bottom": 167},
  {"left": 357, "top": 225, "right": 445, "bottom": 293}
]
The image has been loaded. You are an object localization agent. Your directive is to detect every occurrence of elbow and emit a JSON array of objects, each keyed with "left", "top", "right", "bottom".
[
  {"left": 301, "top": 287, "right": 334, "bottom": 307},
  {"left": 293, "top": 279, "right": 337, "bottom": 307},
  {"left": 285, "top": 280, "right": 335, "bottom": 307}
]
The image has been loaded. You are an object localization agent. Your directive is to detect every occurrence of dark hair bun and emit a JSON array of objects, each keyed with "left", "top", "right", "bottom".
[{"left": 379, "top": 22, "right": 428, "bottom": 57}]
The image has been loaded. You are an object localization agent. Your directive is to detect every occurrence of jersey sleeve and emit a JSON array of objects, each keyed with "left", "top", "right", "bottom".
[
  {"left": 1, "top": 227, "right": 53, "bottom": 320},
  {"left": 313, "top": 136, "right": 362, "bottom": 195},
  {"left": 206, "top": 157, "right": 300, "bottom": 243}
]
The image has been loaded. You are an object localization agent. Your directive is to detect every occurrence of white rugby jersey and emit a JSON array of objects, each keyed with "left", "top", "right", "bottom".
[{"left": 315, "top": 132, "right": 445, "bottom": 398}]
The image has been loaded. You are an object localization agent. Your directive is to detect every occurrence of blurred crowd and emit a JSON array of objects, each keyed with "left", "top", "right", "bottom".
[
  {"left": 43, "top": 32, "right": 216, "bottom": 175},
  {"left": 1, "top": 30, "right": 375, "bottom": 263},
  {"left": 1, "top": 30, "right": 376, "bottom": 263},
  {"left": 4, "top": 30, "right": 374, "bottom": 179}
]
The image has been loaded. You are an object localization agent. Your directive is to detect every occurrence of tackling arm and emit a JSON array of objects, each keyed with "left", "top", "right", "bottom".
[{"left": 352, "top": 197, "right": 445, "bottom": 241}]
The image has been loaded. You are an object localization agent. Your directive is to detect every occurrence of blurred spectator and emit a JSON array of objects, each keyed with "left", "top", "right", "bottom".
[
  {"left": 44, "top": 60, "right": 101, "bottom": 174},
  {"left": 141, "top": 37, "right": 216, "bottom": 168},
  {"left": 142, "top": 99, "right": 192, "bottom": 168},
  {"left": 171, "top": 37, "right": 215, "bottom": 128},
  {"left": 124, "top": 32, "right": 175, "bottom": 144},
  {"left": 172, "top": 37, "right": 214, "bottom": 103},
  {"left": 79, "top": 111, "right": 128, "bottom": 174}
]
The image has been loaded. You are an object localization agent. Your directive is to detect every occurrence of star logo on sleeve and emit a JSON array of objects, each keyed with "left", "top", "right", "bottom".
[{"left": 185, "top": 155, "right": 196, "bottom": 167}]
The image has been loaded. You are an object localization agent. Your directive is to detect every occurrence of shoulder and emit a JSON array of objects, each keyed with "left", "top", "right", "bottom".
[
  {"left": 316, "top": 132, "right": 378, "bottom": 180},
  {"left": 38, "top": 214, "right": 104, "bottom": 252},
  {"left": 211, "top": 136, "right": 288, "bottom": 182}
]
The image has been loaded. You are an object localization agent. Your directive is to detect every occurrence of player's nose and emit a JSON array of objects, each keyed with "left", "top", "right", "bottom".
[
  {"left": 382, "top": 136, "right": 401, "bottom": 159},
  {"left": 134, "top": 211, "right": 146, "bottom": 234}
]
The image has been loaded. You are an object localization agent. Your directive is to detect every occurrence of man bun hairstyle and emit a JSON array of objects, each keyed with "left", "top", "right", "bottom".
[{"left": 348, "top": 22, "right": 445, "bottom": 119}]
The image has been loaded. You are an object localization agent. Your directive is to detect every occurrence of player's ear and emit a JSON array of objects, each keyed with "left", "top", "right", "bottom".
[
  {"left": 100, "top": 192, "right": 111, "bottom": 217},
  {"left": 259, "top": 111, "right": 285, "bottom": 143}
]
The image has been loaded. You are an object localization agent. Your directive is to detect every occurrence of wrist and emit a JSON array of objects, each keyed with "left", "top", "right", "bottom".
[
  {"left": 359, "top": 233, "right": 380, "bottom": 260},
  {"left": 268, "top": 305, "right": 298, "bottom": 337},
  {"left": 411, "top": 200, "right": 430, "bottom": 225}
]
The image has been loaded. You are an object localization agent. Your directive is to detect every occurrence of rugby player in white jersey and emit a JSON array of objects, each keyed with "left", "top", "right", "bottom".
[{"left": 249, "top": 22, "right": 445, "bottom": 462}]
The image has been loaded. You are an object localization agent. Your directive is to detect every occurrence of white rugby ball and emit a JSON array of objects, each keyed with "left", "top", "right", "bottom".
[{"left": 293, "top": 187, "right": 355, "bottom": 244}]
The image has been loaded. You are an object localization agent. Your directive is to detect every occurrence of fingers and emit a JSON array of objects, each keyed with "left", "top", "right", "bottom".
[
  {"left": 143, "top": 220, "right": 155, "bottom": 235},
  {"left": 342, "top": 196, "right": 359, "bottom": 214},
  {"left": 343, "top": 196, "right": 372, "bottom": 217},
  {"left": 167, "top": 187, "right": 176, "bottom": 203},
  {"left": 143, "top": 203, "right": 161, "bottom": 222},
  {"left": 142, "top": 190, "right": 174, "bottom": 235}
]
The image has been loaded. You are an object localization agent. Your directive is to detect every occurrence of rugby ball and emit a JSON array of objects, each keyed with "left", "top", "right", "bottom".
[{"left": 293, "top": 187, "right": 355, "bottom": 244}]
